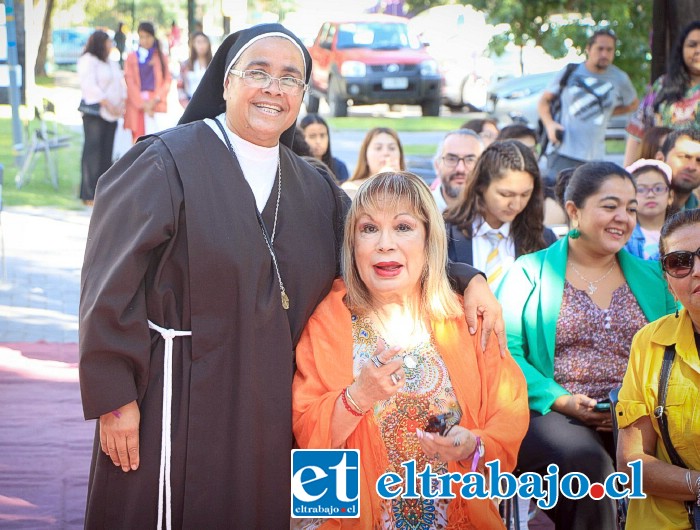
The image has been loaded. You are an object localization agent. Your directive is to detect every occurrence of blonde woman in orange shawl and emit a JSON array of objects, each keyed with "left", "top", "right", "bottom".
[{"left": 293, "top": 171, "right": 529, "bottom": 529}]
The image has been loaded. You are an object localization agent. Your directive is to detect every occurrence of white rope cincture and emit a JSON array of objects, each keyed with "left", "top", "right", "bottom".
[{"left": 148, "top": 319, "right": 192, "bottom": 530}]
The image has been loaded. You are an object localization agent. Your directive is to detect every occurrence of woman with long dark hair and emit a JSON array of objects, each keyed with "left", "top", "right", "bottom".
[
  {"left": 624, "top": 21, "right": 700, "bottom": 164},
  {"left": 499, "top": 161, "right": 676, "bottom": 529},
  {"left": 178, "top": 32, "right": 212, "bottom": 108},
  {"left": 124, "top": 21, "right": 171, "bottom": 142},
  {"left": 77, "top": 30, "right": 125, "bottom": 205},
  {"left": 298, "top": 113, "right": 349, "bottom": 182},
  {"left": 443, "top": 140, "right": 557, "bottom": 290}
]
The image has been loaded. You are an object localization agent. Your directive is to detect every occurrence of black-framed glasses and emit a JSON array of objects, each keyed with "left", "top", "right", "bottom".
[
  {"left": 661, "top": 247, "right": 700, "bottom": 278},
  {"left": 636, "top": 184, "right": 669, "bottom": 195},
  {"left": 441, "top": 154, "right": 478, "bottom": 168},
  {"left": 229, "top": 69, "right": 307, "bottom": 95}
]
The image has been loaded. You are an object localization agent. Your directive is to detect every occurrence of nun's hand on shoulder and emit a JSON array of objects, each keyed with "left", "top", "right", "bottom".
[{"left": 463, "top": 275, "right": 506, "bottom": 357}]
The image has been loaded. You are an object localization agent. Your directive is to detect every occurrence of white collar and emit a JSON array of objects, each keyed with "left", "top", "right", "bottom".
[{"left": 473, "top": 216, "right": 511, "bottom": 238}]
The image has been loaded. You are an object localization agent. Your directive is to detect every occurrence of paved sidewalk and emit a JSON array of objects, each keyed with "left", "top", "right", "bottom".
[
  {"left": 0, "top": 207, "right": 90, "bottom": 343},
  {"left": 0, "top": 206, "right": 92, "bottom": 528}
]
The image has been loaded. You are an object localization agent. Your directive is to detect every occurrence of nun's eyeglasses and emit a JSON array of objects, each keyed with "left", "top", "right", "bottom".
[
  {"left": 661, "top": 247, "right": 700, "bottom": 278},
  {"left": 229, "top": 69, "right": 307, "bottom": 96}
]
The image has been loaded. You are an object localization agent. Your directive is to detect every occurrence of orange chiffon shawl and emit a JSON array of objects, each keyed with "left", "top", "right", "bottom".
[{"left": 292, "top": 279, "right": 529, "bottom": 529}]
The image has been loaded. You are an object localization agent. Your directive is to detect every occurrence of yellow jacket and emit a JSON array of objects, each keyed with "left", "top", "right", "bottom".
[{"left": 617, "top": 309, "right": 700, "bottom": 529}]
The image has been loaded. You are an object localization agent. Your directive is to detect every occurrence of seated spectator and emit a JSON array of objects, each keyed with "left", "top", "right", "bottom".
[
  {"left": 461, "top": 117, "right": 499, "bottom": 147},
  {"left": 299, "top": 113, "right": 349, "bottom": 182},
  {"left": 342, "top": 127, "right": 404, "bottom": 199},
  {"left": 624, "top": 159, "right": 676, "bottom": 260},
  {"left": 496, "top": 123, "right": 538, "bottom": 156},
  {"left": 430, "top": 129, "right": 484, "bottom": 212},
  {"left": 617, "top": 208, "right": 700, "bottom": 530},
  {"left": 659, "top": 128, "right": 700, "bottom": 211},
  {"left": 443, "top": 140, "right": 556, "bottom": 291},
  {"left": 498, "top": 161, "right": 676, "bottom": 530},
  {"left": 293, "top": 171, "right": 529, "bottom": 528}
]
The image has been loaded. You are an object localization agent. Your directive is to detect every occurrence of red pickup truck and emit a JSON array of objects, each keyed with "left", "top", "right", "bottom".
[{"left": 306, "top": 15, "right": 442, "bottom": 117}]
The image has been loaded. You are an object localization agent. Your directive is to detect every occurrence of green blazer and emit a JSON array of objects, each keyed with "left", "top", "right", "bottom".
[{"left": 496, "top": 237, "right": 676, "bottom": 415}]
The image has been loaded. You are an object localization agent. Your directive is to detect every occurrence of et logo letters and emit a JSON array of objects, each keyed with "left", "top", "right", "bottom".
[{"left": 291, "top": 449, "right": 360, "bottom": 518}]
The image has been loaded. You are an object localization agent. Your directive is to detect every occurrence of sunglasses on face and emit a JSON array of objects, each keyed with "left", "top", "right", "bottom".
[{"left": 661, "top": 247, "right": 700, "bottom": 278}]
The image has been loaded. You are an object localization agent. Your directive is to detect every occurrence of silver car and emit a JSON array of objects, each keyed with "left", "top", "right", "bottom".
[{"left": 485, "top": 70, "right": 630, "bottom": 139}]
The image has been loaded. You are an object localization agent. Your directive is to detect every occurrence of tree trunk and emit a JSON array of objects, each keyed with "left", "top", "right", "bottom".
[
  {"left": 34, "top": 0, "right": 55, "bottom": 77},
  {"left": 651, "top": 0, "right": 700, "bottom": 83}
]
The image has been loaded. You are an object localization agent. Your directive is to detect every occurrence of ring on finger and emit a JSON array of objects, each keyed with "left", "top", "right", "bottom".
[
  {"left": 371, "top": 355, "right": 385, "bottom": 368},
  {"left": 390, "top": 372, "right": 402, "bottom": 385}
]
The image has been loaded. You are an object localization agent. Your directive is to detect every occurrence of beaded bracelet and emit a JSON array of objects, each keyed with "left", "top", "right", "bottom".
[
  {"left": 695, "top": 475, "right": 700, "bottom": 506},
  {"left": 341, "top": 387, "right": 364, "bottom": 417}
]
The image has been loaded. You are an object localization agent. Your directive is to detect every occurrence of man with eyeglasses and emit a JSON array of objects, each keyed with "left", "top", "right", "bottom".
[
  {"left": 431, "top": 129, "right": 484, "bottom": 212},
  {"left": 658, "top": 128, "right": 700, "bottom": 211}
]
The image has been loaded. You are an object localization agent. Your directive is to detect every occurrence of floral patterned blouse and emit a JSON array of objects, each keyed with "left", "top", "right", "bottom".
[
  {"left": 554, "top": 281, "right": 648, "bottom": 401},
  {"left": 353, "top": 314, "right": 463, "bottom": 529},
  {"left": 626, "top": 76, "right": 700, "bottom": 140}
]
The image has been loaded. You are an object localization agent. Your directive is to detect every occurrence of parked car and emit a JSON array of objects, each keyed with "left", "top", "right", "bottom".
[
  {"left": 485, "top": 70, "right": 630, "bottom": 139},
  {"left": 306, "top": 15, "right": 443, "bottom": 117},
  {"left": 50, "top": 28, "right": 93, "bottom": 65}
]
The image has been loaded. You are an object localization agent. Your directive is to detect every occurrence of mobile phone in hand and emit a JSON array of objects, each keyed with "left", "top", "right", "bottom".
[
  {"left": 593, "top": 401, "right": 611, "bottom": 412},
  {"left": 424, "top": 412, "right": 455, "bottom": 436}
]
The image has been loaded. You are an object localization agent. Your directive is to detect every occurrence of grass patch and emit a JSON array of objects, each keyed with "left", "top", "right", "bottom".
[
  {"left": 403, "top": 144, "right": 436, "bottom": 156},
  {"left": 327, "top": 116, "right": 467, "bottom": 132},
  {"left": 606, "top": 139, "right": 625, "bottom": 155},
  {"left": 35, "top": 75, "right": 56, "bottom": 87},
  {"left": 1, "top": 114, "right": 83, "bottom": 209}
]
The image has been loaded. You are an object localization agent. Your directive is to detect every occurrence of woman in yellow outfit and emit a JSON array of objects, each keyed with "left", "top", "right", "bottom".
[{"left": 617, "top": 208, "right": 700, "bottom": 529}]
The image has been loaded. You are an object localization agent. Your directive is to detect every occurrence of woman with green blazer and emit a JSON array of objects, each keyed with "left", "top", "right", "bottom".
[{"left": 497, "top": 162, "right": 676, "bottom": 530}]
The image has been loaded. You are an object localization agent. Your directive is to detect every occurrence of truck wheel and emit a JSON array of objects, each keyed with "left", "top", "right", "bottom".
[
  {"left": 305, "top": 92, "right": 320, "bottom": 113},
  {"left": 328, "top": 80, "right": 348, "bottom": 117},
  {"left": 421, "top": 98, "right": 440, "bottom": 117}
]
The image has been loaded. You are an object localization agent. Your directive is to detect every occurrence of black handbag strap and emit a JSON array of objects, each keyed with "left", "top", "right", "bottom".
[
  {"left": 654, "top": 344, "right": 699, "bottom": 527},
  {"left": 654, "top": 345, "right": 687, "bottom": 468}
]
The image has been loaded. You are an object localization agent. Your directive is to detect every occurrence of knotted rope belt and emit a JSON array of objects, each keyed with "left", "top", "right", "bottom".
[{"left": 148, "top": 320, "right": 192, "bottom": 530}]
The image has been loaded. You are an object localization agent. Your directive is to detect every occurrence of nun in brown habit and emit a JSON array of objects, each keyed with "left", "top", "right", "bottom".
[{"left": 78, "top": 23, "right": 500, "bottom": 529}]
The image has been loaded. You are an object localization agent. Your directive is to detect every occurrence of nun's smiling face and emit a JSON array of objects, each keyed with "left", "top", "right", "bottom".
[{"left": 223, "top": 37, "right": 305, "bottom": 147}]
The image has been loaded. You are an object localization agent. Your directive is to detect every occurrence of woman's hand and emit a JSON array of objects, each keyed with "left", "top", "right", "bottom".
[
  {"left": 143, "top": 98, "right": 155, "bottom": 116},
  {"left": 349, "top": 342, "right": 405, "bottom": 412},
  {"left": 463, "top": 274, "right": 506, "bottom": 356},
  {"left": 99, "top": 400, "right": 140, "bottom": 472},
  {"left": 416, "top": 425, "right": 476, "bottom": 463},
  {"left": 553, "top": 394, "right": 612, "bottom": 432}
]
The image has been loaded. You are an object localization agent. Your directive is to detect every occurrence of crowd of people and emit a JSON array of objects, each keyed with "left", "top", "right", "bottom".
[{"left": 75, "top": 18, "right": 700, "bottom": 530}]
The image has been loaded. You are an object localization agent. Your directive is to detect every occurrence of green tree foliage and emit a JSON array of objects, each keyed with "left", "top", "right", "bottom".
[{"left": 406, "top": 0, "right": 653, "bottom": 94}]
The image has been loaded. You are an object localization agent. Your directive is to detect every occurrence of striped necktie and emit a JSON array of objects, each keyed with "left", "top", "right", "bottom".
[{"left": 485, "top": 230, "right": 505, "bottom": 287}]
